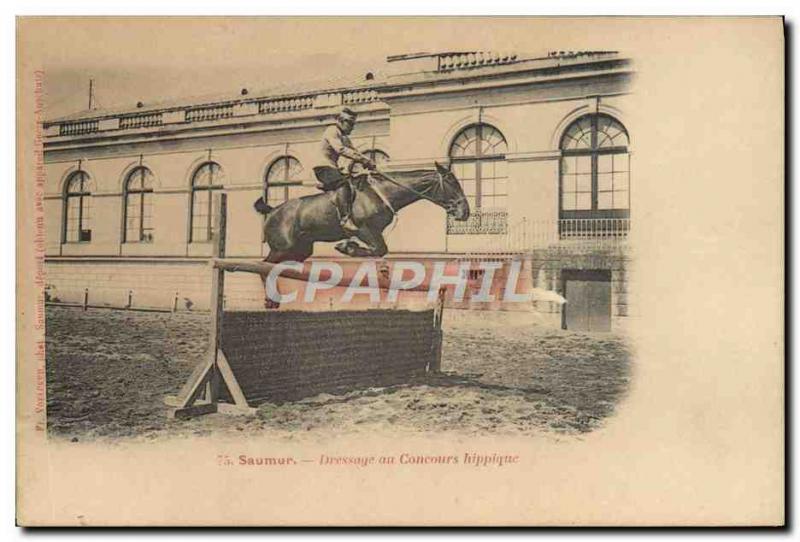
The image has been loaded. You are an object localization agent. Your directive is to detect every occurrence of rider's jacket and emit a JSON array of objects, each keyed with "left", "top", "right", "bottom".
[{"left": 318, "top": 124, "right": 364, "bottom": 171}]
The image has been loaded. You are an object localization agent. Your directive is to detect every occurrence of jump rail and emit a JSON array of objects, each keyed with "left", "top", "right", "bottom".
[{"left": 211, "top": 259, "right": 438, "bottom": 293}]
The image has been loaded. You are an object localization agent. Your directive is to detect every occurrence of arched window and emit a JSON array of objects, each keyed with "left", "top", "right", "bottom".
[
  {"left": 265, "top": 156, "right": 304, "bottom": 206},
  {"left": 448, "top": 123, "right": 508, "bottom": 234},
  {"left": 63, "top": 171, "right": 94, "bottom": 243},
  {"left": 365, "top": 149, "right": 390, "bottom": 168},
  {"left": 560, "top": 114, "right": 630, "bottom": 222},
  {"left": 190, "top": 162, "right": 225, "bottom": 242},
  {"left": 123, "top": 166, "right": 155, "bottom": 243}
]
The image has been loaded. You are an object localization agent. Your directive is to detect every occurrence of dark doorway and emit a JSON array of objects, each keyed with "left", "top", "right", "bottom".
[{"left": 562, "top": 269, "right": 612, "bottom": 332}]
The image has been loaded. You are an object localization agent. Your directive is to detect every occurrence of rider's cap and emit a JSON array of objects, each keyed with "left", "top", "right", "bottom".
[{"left": 339, "top": 107, "right": 357, "bottom": 119}]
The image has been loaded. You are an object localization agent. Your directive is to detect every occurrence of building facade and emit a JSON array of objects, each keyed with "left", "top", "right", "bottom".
[{"left": 42, "top": 51, "right": 634, "bottom": 331}]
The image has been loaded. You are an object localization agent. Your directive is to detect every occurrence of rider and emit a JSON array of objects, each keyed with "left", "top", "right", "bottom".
[{"left": 313, "top": 107, "right": 376, "bottom": 231}]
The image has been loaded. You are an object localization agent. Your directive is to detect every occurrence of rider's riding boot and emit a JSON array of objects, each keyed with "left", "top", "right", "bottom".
[{"left": 337, "top": 182, "right": 358, "bottom": 233}]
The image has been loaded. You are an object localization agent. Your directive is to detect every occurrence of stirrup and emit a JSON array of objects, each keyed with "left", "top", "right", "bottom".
[
  {"left": 336, "top": 204, "right": 357, "bottom": 232},
  {"left": 340, "top": 215, "right": 358, "bottom": 232}
]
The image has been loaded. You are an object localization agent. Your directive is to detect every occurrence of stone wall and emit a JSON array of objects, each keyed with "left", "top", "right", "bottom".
[{"left": 531, "top": 244, "right": 632, "bottom": 331}]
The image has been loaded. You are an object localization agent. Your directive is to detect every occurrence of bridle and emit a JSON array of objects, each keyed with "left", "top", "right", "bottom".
[{"left": 369, "top": 169, "right": 467, "bottom": 216}]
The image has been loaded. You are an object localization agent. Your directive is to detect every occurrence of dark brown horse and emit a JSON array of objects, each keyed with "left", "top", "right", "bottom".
[{"left": 253, "top": 162, "right": 470, "bottom": 264}]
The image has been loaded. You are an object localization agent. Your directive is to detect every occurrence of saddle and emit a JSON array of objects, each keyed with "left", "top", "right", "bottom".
[{"left": 315, "top": 168, "right": 368, "bottom": 191}]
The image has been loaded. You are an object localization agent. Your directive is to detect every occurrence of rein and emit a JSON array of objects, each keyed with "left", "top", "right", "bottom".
[
  {"left": 366, "top": 176, "right": 398, "bottom": 215},
  {"left": 369, "top": 169, "right": 455, "bottom": 211}
]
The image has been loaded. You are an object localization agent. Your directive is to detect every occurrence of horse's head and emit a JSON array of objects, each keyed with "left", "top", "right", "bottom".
[{"left": 433, "top": 161, "right": 470, "bottom": 221}]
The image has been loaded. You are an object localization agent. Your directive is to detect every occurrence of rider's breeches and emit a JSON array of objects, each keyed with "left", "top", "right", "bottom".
[
  {"left": 313, "top": 166, "right": 353, "bottom": 218},
  {"left": 313, "top": 166, "right": 344, "bottom": 190},
  {"left": 335, "top": 183, "right": 353, "bottom": 217}
]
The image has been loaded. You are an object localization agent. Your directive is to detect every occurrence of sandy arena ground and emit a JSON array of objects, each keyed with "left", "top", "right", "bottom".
[{"left": 45, "top": 305, "right": 631, "bottom": 442}]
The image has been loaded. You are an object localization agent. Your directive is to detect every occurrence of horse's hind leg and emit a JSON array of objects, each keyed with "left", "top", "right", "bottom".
[
  {"left": 262, "top": 246, "right": 313, "bottom": 309},
  {"left": 263, "top": 250, "right": 289, "bottom": 309},
  {"left": 265, "top": 249, "right": 288, "bottom": 264},
  {"left": 352, "top": 227, "right": 388, "bottom": 258}
]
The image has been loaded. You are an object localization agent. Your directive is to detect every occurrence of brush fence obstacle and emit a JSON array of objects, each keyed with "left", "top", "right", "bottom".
[{"left": 165, "top": 194, "right": 444, "bottom": 419}]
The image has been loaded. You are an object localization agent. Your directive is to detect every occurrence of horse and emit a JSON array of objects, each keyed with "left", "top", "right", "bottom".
[{"left": 253, "top": 161, "right": 470, "bottom": 264}]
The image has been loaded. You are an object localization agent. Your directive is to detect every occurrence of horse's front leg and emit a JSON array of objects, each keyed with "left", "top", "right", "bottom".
[
  {"left": 334, "top": 226, "right": 388, "bottom": 257},
  {"left": 353, "top": 226, "right": 388, "bottom": 258}
]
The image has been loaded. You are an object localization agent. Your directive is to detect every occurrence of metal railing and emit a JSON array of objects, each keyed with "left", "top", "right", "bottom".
[
  {"left": 447, "top": 209, "right": 508, "bottom": 235},
  {"left": 463, "top": 217, "right": 631, "bottom": 254},
  {"left": 559, "top": 218, "right": 630, "bottom": 239}
]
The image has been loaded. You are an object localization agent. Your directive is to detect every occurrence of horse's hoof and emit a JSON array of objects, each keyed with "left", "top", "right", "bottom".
[
  {"left": 264, "top": 299, "right": 281, "bottom": 310},
  {"left": 334, "top": 241, "right": 353, "bottom": 256}
]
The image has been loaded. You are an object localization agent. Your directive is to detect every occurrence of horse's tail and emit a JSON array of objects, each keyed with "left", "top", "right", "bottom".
[{"left": 253, "top": 196, "right": 273, "bottom": 216}]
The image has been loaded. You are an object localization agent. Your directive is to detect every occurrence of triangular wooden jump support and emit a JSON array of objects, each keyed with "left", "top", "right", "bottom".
[{"left": 165, "top": 194, "right": 256, "bottom": 419}]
